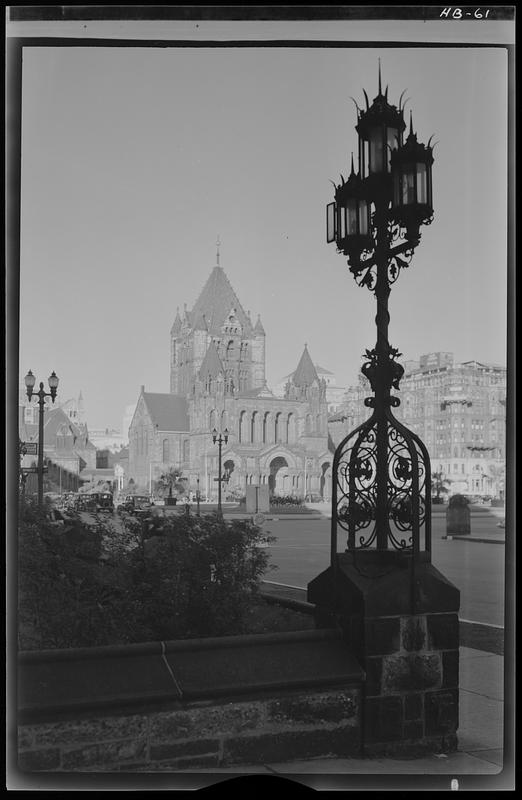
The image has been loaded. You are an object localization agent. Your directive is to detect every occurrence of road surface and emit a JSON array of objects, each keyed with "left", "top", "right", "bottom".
[{"left": 261, "top": 509, "right": 506, "bottom": 628}]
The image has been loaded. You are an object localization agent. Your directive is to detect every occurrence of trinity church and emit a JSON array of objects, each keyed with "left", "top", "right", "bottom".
[{"left": 127, "top": 254, "right": 333, "bottom": 500}]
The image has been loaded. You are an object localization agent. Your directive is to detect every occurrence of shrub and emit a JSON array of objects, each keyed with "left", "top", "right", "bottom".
[
  {"left": 132, "top": 513, "right": 276, "bottom": 640},
  {"left": 18, "top": 502, "right": 276, "bottom": 650},
  {"left": 17, "top": 500, "right": 135, "bottom": 650},
  {"left": 270, "top": 495, "right": 304, "bottom": 507}
]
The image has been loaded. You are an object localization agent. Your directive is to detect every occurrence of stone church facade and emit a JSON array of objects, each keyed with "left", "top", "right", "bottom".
[{"left": 128, "top": 260, "right": 332, "bottom": 500}]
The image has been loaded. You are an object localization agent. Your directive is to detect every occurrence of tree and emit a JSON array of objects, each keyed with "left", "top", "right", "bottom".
[
  {"left": 156, "top": 468, "right": 185, "bottom": 499},
  {"left": 432, "top": 471, "right": 451, "bottom": 503}
]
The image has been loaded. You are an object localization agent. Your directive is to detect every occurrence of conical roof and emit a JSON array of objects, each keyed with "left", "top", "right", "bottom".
[
  {"left": 198, "top": 340, "right": 225, "bottom": 381},
  {"left": 170, "top": 307, "right": 182, "bottom": 336},
  {"left": 254, "top": 314, "right": 265, "bottom": 335},
  {"left": 292, "top": 345, "right": 320, "bottom": 388},
  {"left": 191, "top": 266, "right": 253, "bottom": 336}
]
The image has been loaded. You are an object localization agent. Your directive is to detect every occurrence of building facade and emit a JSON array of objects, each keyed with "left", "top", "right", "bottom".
[
  {"left": 128, "top": 262, "right": 332, "bottom": 500},
  {"left": 328, "top": 352, "right": 507, "bottom": 499}
]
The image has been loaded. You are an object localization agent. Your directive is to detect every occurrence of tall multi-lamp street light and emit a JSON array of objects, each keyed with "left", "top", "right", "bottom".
[
  {"left": 24, "top": 369, "right": 59, "bottom": 507},
  {"left": 212, "top": 427, "right": 228, "bottom": 517},
  {"left": 326, "top": 65, "right": 434, "bottom": 573}
]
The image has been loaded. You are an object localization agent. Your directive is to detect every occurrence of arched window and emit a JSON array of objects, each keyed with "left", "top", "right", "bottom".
[
  {"left": 306, "top": 414, "right": 313, "bottom": 435},
  {"left": 162, "top": 438, "right": 170, "bottom": 463},
  {"left": 286, "top": 413, "right": 295, "bottom": 443},
  {"left": 239, "top": 411, "right": 247, "bottom": 443},
  {"left": 251, "top": 411, "right": 258, "bottom": 443},
  {"left": 209, "top": 409, "right": 216, "bottom": 431},
  {"left": 221, "top": 409, "right": 227, "bottom": 431},
  {"left": 226, "top": 340, "right": 234, "bottom": 360},
  {"left": 263, "top": 412, "right": 269, "bottom": 443},
  {"left": 275, "top": 412, "right": 282, "bottom": 443},
  {"left": 316, "top": 414, "right": 322, "bottom": 434}
]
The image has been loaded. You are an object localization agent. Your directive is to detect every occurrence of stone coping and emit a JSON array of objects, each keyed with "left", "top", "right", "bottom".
[{"left": 18, "top": 628, "right": 364, "bottom": 723}]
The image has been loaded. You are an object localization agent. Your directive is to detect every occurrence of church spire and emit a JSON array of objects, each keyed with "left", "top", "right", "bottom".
[{"left": 216, "top": 235, "right": 221, "bottom": 267}]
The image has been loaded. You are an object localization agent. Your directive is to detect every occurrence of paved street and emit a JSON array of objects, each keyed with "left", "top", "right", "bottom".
[{"left": 261, "top": 508, "right": 506, "bottom": 627}]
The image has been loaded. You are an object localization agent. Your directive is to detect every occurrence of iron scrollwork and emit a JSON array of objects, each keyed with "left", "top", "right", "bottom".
[{"left": 332, "top": 408, "right": 431, "bottom": 554}]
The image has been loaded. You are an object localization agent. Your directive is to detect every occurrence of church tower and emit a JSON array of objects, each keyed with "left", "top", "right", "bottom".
[{"left": 169, "top": 242, "right": 265, "bottom": 397}]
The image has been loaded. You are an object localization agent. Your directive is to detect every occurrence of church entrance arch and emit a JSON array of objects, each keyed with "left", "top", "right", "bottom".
[{"left": 269, "top": 456, "right": 289, "bottom": 497}]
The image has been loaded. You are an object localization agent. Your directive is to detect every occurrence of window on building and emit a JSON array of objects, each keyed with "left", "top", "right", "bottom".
[
  {"left": 163, "top": 438, "right": 170, "bottom": 463},
  {"left": 263, "top": 412, "right": 269, "bottom": 444}
]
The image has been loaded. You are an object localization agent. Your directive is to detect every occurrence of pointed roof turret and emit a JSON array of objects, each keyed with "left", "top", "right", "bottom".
[
  {"left": 198, "top": 340, "right": 225, "bottom": 382},
  {"left": 170, "top": 306, "right": 182, "bottom": 335},
  {"left": 292, "top": 344, "right": 320, "bottom": 388},
  {"left": 254, "top": 314, "right": 265, "bottom": 335}
]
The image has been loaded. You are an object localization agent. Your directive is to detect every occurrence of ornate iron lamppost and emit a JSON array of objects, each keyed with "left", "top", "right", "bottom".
[
  {"left": 325, "top": 68, "right": 435, "bottom": 579},
  {"left": 310, "top": 71, "right": 461, "bottom": 755},
  {"left": 212, "top": 427, "right": 229, "bottom": 517},
  {"left": 24, "top": 369, "right": 59, "bottom": 507}
]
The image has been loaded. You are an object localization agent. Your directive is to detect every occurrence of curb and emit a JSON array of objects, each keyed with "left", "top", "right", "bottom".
[{"left": 442, "top": 535, "right": 505, "bottom": 544}]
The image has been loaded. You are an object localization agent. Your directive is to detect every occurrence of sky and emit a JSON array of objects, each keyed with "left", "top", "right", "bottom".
[{"left": 16, "top": 34, "right": 510, "bottom": 431}]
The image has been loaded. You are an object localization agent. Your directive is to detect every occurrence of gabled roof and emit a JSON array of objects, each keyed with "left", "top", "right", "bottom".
[
  {"left": 190, "top": 266, "right": 253, "bottom": 336},
  {"left": 292, "top": 345, "right": 320, "bottom": 388},
  {"left": 142, "top": 392, "right": 190, "bottom": 432},
  {"left": 198, "top": 341, "right": 225, "bottom": 381}
]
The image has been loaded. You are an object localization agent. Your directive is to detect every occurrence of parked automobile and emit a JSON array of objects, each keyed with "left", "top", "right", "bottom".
[
  {"left": 92, "top": 492, "right": 114, "bottom": 513},
  {"left": 117, "top": 495, "right": 153, "bottom": 515}
]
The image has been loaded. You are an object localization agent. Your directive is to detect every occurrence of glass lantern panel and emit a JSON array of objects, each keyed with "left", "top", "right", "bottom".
[
  {"left": 368, "top": 126, "right": 384, "bottom": 174},
  {"left": 401, "top": 169, "right": 416, "bottom": 205},
  {"left": 339, "top": 206, "right": 346, "bottom": 239},
  {"left": 358, "top": 200, "right": 369, "bottom": 235},
  {"left": 326, "top": 202, "right": 336, "bottom": 243},
  {"left": 346, "top": 200, "right": 358, "bottom": 235},
  {"left": 386, "top": 127, "right": 399, "bottom": 170},
  {"left": 416, "top": 163, "right": 428, "bottom": 204}
]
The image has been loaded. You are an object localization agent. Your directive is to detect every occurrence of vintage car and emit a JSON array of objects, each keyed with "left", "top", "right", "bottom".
[{"left": 117, "top": 495, "right": 153, "bottom": 515}]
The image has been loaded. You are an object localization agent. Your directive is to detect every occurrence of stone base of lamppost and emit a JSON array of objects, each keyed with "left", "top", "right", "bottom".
[{"left": 308, "top": 551, "right": 460, "bottom": 758}]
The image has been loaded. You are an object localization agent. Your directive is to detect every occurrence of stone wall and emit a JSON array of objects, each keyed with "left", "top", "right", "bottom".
[{"left": 18, "top": 687, "right": 361, "bottom": 772}]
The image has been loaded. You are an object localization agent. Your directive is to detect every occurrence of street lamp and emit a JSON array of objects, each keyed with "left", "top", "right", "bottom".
[
  {"left": 212, "top": 427, "right": 229, "bottom": 517},
  {"left": 327, "top": 67, "right": 434, "bottom": 563},
  {"left": 24, "top": 369, "right": 59, "bottom": 506}
]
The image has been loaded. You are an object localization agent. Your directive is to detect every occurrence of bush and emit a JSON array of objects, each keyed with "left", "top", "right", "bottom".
[
  {"left": 18, "top": 502, "right": 276, "bottom": 650},
  {"left": 133, "top": 513, "right": 276, "bottom": 640},
  {"left": 270, "top": 495, "right": 304, "bottom": 507},
  {"left": 18, "top": 500, "right": 135, "bottom": 650}
]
